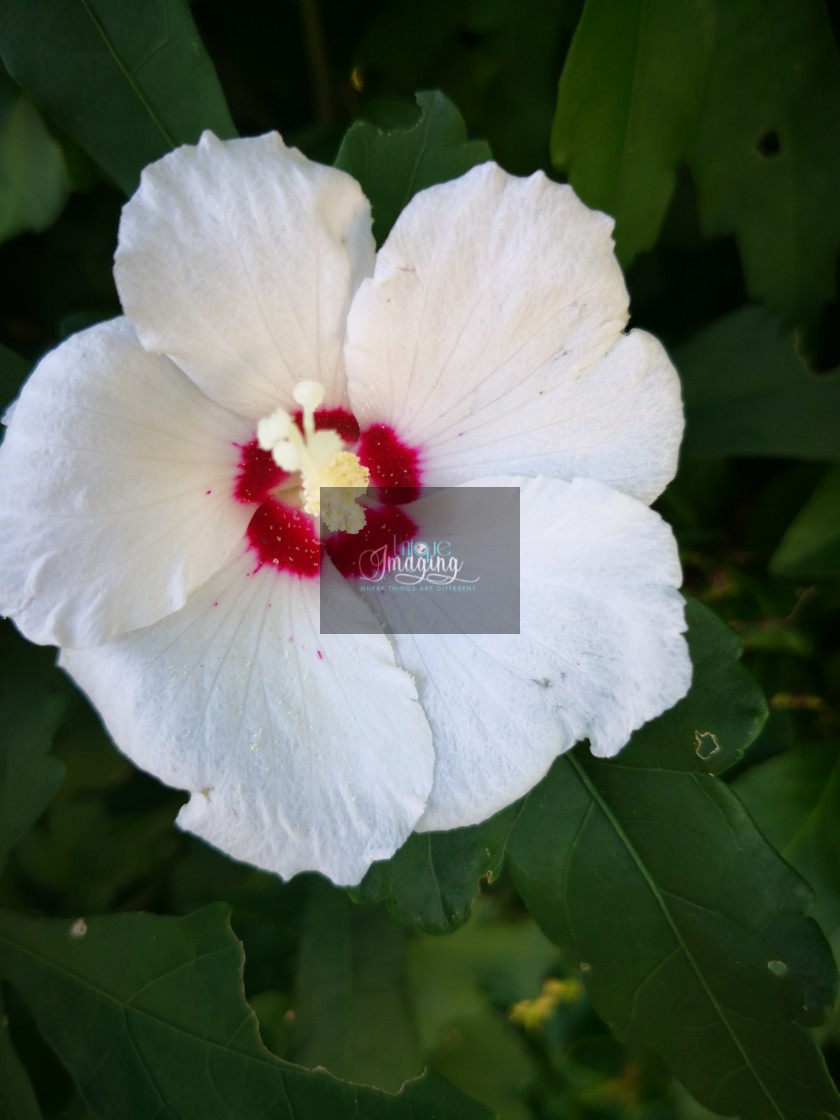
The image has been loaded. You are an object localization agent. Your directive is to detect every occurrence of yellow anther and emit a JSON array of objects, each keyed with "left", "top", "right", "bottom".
[{"left": 302, "top": 451, "right": 370, "bottom": 533}]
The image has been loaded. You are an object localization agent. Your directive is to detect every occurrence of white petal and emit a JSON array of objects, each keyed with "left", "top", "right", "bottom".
[
  {"left": 0, "top": 318, "right": 252, "bottom": 648},
  {"left": 345, "top": 163, "right": 682, "bottom": 503},
  {"left": 384, "top": 475, "right": 691, "bottom": 831},
  {"left": 115, "top": 131, "right": 375, "bottom": 419},
  {"left": 61, "top": 553, "right": 435, "bottom": 886}
]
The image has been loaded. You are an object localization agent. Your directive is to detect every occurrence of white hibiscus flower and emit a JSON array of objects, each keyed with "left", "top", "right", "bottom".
[{"left": 0, "top": 131, "right": 691, "bottom": 885}]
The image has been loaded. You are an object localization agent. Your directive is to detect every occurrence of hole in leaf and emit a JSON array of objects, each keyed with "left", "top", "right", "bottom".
[
  {"left": 694, "top": 730, "right": 722, "bottom": 761},
  {"left": 755, "top": 127, "right": 782, "bottom": 158}
]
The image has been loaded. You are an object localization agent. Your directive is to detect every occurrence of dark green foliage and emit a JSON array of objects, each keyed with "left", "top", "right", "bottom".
[
  {"left": 0, "top": 906, "right": 492, "bottom": 1120},
  {"left": 335, "top": 91, "right": 490, "bottom": 244},
  {"left": 1, "top": 2, "right": 838, "bottom": 1117},
  {"left": 0, "top": 0, "right": 236, "bottom": 194}
]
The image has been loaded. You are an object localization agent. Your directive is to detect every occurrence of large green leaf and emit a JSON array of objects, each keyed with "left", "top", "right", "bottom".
[
  {"left": 551, "top": 0, "right": 715, "bottom": 264},
  {"left": 334, "top": 90, "right": 490, "bottom": 245},
  {"left": 358, "top": 599, "right": 765, "bottom": 932},
  {"left": 736, "top": 744, "right": 840, "bottom": 937},
  {"left": 0, "top": 682, "right": 65, "bottom": 865},
  {"left": 677, "top": 307, "right": 840, "bottom": 461},
  {"left": 358, "top": 600, "right": 840, "bottom": 1114},
  {"left": 0, "top": 73, "right": 68, "bottom": 244},
  {"left": 506, "top": 753, "right": 840, "bottom": 1120},
  {"left": 293, "top": 881, "right": 422, "bottom": 1091},
  {"left": 618, "top": 598, "right": 767, "bottom": 775},
  {"left": 688, "top": 0, "right": 840, "bottom": 326},
  {"left": 0, "top": 989, "right": 42, "bottom": 1120},
  {"left": 770, "top": 467, "right": 840, "bottom": 580},
  {"left": 0, "top": 905, "right": 492, "bottom": 1120},
  {"left": 0, "top": 0, "right": 236, "bottom": 195}
]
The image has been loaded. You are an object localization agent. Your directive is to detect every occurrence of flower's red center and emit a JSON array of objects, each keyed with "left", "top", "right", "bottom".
[{"left": 234, "top": 408, "right": 422, "bottom": 579}]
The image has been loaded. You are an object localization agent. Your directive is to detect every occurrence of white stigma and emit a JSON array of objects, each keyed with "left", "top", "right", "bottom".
[
  {"left": 257, "top": 381, "right": 370, "bottom": 534},
  {"left": 292, "top": 379, "right": 326, "bottom": 418}
]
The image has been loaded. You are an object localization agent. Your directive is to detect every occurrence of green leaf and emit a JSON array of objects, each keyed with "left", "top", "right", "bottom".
[
  {"left": 293, "top": 881, "right": 422, "bottom": 1091},
  {"left": 621, "top": 598, "right": 767, "bottom": 775},
  {"left": 354, "top": 0, "right": 577, "bottom": 175},
  {"left": 770, "top": 467, "right": 840, "bottom": 580},
  {"left": 0, "top": 681, "right": 65, "bottom": 864},
  {"left": 0, "top": 0, "right": 236, "bottom": 195},
  {"left": 507, "top": 754, "right": 840, "bottom": 1120},
  {"left": 736, "top": 744, "right": 840, "bottom": 937},
  {"left": 551, "top": 0, "right": 715, "bottom": 264},
  {"left": 0, "top": 989, "right": 43, "bottom": 1120},
  {"left": 688, "top": 0, "right": 840, "bottom": 326},
  {"left": 0, "top": 75, "right": 68, "bottom": 244},
  {"left": 357, "top": 601, "right": 840, "bottom": 1114},
  {"left": 677, "top": 307, "right": 840, "bottom": 461},
  {"left": 0, "top": 905, "right": 493, "bottom": 1120},
  {"left": 334, "top": 91, "right": 491, "bottom": 245},
  {"left": 354, "top": 802, "right": 516, "bottom": 935},
  {"left": 359, "top": 600, "right": 765, "bottom": 933}
]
